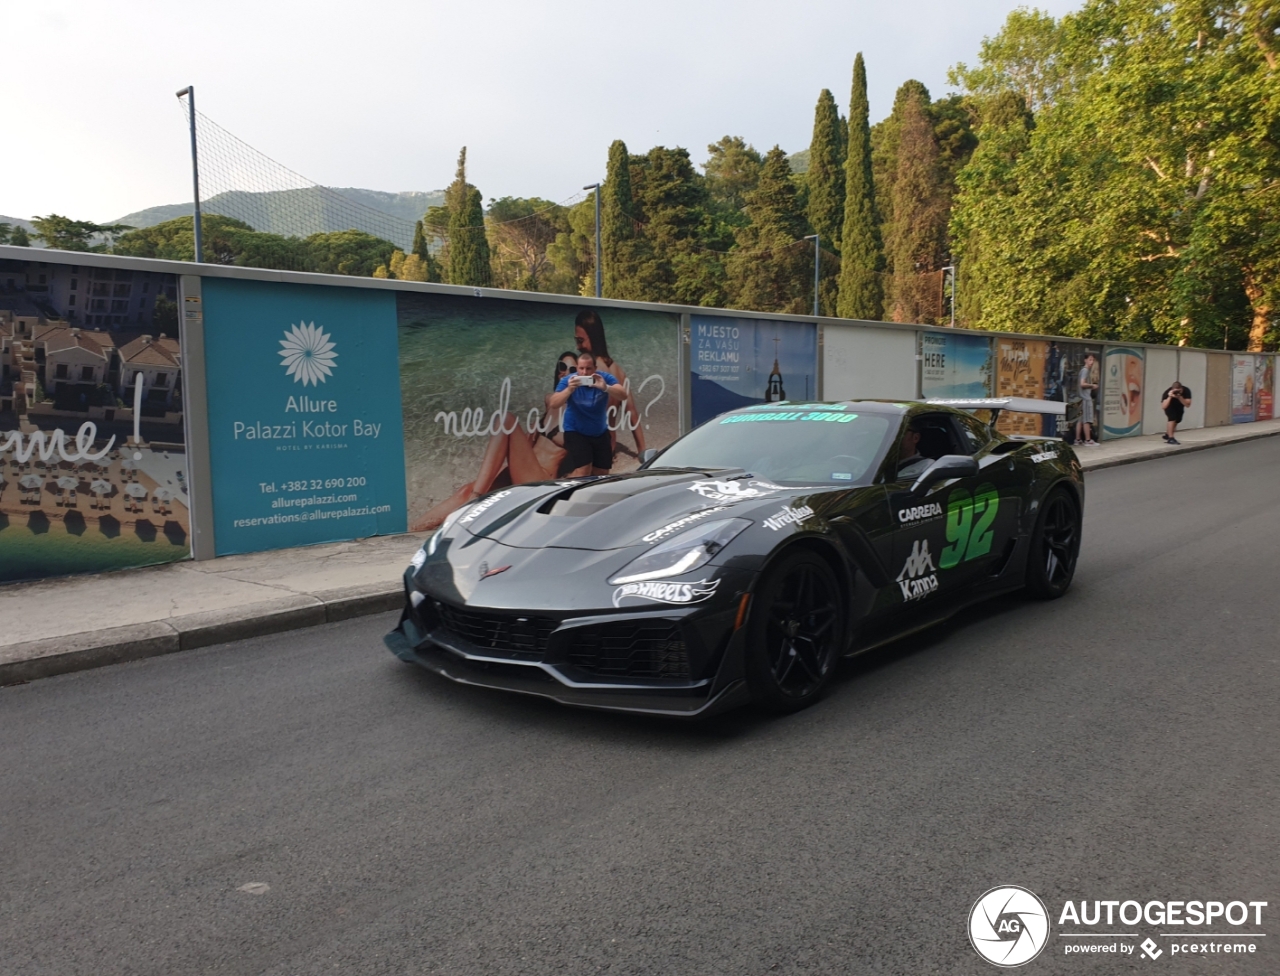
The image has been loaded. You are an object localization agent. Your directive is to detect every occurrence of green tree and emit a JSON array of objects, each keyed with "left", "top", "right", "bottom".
[
  {"left": 888, "top": 90, "right": 949, "bottom": 323},
  {"left": 0, "top": 222, "right": 11, "bottom": 244},
  {"left": 444, "top": 148, "right": 493, "bottom": 286},
  {"left": 411, "top": 218, "right": 443, "bottom": 282},
  {"left": 726, "top": 147, "right": 813, "bottom": 314},
  {"left": 31, "top": 215, "right": 133, "bottom": 252},
  {"left": 544, "top": 197, "right": 597, "bottom": 296},
  {"left": 838, "top": 53, "right": 885, "bottom": 319},
  {"left": 10, "top": 226, "right": 30, "bottom": 247},
  {"left": 704, "top": 136, "right": 763, "bottom": 222},
  {"left": 487, "top": 196, "right": 568, "bottom": 291},
  {"left": 948, "top": 7, "right": 1077, "bottom": 113},
  {"left": 601, "top": 139, "right": 641, "bottom": 298},
  {"left": 806, "top": 89, "right": 846, "bottom": 253}
]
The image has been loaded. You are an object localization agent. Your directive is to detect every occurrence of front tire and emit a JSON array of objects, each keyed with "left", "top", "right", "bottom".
[
  {"left": 1024, "top": 487, "right": 1081, "bottom": 599},
  {"left": 743, "top": 551, "right": 843, "bottom": 713}
]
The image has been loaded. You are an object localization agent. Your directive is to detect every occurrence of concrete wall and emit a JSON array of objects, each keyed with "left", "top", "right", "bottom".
[
  {"left": 822, "top": 324, "right": 918, "bottom": 401},
  {"left": 1204, "top": 352, "right": 1232, "bottom": 427},
  {"left": 1177, "top": 350, "right": 1207, "bottom": 430},
  {"left": 1143, "top": 347, "right": 1179, "bottom": 435}
]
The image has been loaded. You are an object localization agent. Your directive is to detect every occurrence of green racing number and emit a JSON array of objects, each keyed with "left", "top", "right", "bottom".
[{"left": 939, "top": 484, "right": 1000, "bottom": 569}]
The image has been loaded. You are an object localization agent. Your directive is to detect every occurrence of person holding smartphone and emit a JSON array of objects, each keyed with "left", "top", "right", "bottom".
[
  {"left": 1161, "top": 380, "right": 1192, "bottom": 445},
  {"left": 549, "top": 351, "right": 628, "bottom": 476}
]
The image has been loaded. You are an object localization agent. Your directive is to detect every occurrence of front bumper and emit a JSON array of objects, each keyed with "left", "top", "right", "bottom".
[{"left": 384, "top": 596, "right": 753, "bottom": 718}]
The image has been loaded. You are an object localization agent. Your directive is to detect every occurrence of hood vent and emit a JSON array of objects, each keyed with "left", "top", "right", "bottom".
[{"left": 537, "top": 471, "right": 717, "bottom": 518}]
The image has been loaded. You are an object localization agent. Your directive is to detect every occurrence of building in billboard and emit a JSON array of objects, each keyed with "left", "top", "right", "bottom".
[
  {"left": 689, "top": 315, "right": 817, "bottom": 427},
  {"left": 400, "top": 295, "right": 680, "bottom": 532},
  {"left": 1102, "top": 346, "right": 1144, "bottom": 439},
  {"left": 0, "top": 259, "right": 191, "bottom": 584}
]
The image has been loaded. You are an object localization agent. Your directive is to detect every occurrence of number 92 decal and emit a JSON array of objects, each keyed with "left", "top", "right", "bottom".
[{"left": 940, "top": 484, "right": 1000, "bottom": 569}]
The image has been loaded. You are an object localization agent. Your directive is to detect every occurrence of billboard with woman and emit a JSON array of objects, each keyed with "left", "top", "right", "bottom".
[
  {"left": 397, "top": 294, "right": 679, "bottom": 532},
  {"left": 1102, "top": 346, "right": 1145, "bottom": 439}
]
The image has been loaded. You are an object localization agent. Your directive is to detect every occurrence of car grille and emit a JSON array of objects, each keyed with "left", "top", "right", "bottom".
[
  {"left": 565, "top": 622, "right": 691, "bottom": 681},
  {"left": 434, "top": 604, "right": 556, "bottom": 660}
]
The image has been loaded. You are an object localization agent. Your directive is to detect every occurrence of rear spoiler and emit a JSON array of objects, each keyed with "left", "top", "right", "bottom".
[{"left": 925, "top": 397, "right": 1066, "bottom": 432}]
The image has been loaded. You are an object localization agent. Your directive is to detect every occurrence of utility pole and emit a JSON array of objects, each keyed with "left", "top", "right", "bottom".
[
  {"left": 583, "top": 183, "right": 602, "bottom": 298},
  {"left": 176, "top": 86, "right": 203, "bottom": 263},
  {"left": 804, "top": 234, "right": 820, "bottom": 318},
  {"left": 942, "top": 264, "right": 956, "bottom": 326}
]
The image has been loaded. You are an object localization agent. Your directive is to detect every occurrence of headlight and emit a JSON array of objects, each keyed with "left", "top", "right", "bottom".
[
  {"left": 608, "top": 519, "right": 750, "bottom": 585},
  {"left": 409, "top": 547, "right": 427, "bottom": 571}
]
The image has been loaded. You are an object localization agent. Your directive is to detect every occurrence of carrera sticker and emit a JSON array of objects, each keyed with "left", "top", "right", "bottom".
[
  {"left": 640, "top": 507, "right": 729, "bottom": 544},
  {"left": 611, "top": 578, "right": 721, "bottom": 608},
  {"left": 458, "top": 489, "right": 513, "bottom": 524},
  {"left": 896, "top": 500, "right": 943, "bottom": 526},
  {"left": 896, "top": 539, "right": 939, "bottom": 602},
  {"left": 762, "top": 504, "right": 815, "bottom": 532},
  {"left": 1029, "top": 449, "right": 1058, "bottom": 463}
]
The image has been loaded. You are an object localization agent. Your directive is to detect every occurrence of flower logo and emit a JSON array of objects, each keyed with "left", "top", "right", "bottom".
[{"left": 278, "top": 321, "right": 338, "bottom": 386}]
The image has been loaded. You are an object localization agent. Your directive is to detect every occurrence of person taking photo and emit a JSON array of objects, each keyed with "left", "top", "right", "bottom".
[
  {"left": 1161, "top": 380, "right": 1192, "bottom": 445},
  {"left": 549, "top": 351, "right": 628, "bottom": 476}
]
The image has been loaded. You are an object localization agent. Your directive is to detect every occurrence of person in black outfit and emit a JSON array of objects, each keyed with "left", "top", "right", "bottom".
[{"left": 1161, "top": 381, "right": 1192, "bottom": 444}]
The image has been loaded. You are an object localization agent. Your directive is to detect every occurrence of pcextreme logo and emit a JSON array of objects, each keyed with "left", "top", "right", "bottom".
[{"left": 279, "top": 321, "right": 338, "bottom": 386}]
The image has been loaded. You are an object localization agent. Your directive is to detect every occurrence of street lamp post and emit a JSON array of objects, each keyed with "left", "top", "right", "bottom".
[
  {"left": 583, "top": 183, "right": 602, "bottom": 298},
  {"left": 804, "top": 234, "right": 820, "bottom": 319},
  {"left": 175, "top": 86, "right": 203, "bottom": 264},
  {"left": 941, "top": 264, "right": 956, "bottom": 327}
]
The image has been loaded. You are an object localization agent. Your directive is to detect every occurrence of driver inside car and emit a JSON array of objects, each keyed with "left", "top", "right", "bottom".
[{"left": 896, "top": 422, "right": 931, "bottom": 480}]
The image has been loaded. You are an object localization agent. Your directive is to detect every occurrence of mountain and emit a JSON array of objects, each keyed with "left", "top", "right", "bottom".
[
  {"left": 0, "top": 215, "right": 43, "bottom": 246},
  {"left": 787, "top": 149, "right": 810, "bottom": 175},
  {"left": 113, "top": 187, "right": 445, "bottom": 250}
]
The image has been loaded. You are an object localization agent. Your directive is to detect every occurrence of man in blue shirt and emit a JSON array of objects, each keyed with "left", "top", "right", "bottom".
[{"left": 549, "top": 351, "right": 628, "bottom": 476}]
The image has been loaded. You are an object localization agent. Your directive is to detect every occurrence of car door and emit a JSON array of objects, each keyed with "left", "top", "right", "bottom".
[{"left": 938, "top": 413, "right": 1023, "bottom": 587}]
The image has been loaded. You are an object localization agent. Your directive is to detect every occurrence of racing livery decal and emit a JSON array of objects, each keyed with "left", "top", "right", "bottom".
[
  {"left": 458, "top": 490, "right": 514, "bottom": 525},
  {"left": 762, "top": 505, "right": 815, "bottom": 532},
  {"left": 896, "top": 500, "right": 944, "bottom": 527},
  {"left": 612, "top": 578, "right": 721, "bottom": 608},
  {"left": 896, "top": 540, "right": 939, "bottom": 602},
  {"left": 942, "top": 484, "right": 1001, "bottom": 568},
  {"left": 641, "top": 507, "right": 729, "bottom": 544}
]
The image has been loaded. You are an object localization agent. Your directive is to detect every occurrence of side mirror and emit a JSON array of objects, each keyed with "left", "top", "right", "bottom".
[
  {"left": 638, "top": 448, "right": 660, "bottom": 466},
  {"left": 910, "top": 454, "right": 978, "bottom": 496}
]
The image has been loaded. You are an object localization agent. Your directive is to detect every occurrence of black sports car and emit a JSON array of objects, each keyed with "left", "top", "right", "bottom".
[{"left": 385, "top": 398, "right": 1083, "bottom": 717}]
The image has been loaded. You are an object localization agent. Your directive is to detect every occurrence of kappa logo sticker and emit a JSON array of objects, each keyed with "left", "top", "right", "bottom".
[
  {"left": 612, "top": 578, "right": 720, "bottom": 608},
  {"left": 762, "top": 505, "right": 815, "bottom": 532},
  {"left": 896, "top": 539, "right": 939, "bottom": 602}
]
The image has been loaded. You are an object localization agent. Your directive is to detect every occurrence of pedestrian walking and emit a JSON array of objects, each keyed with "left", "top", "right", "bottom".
[
  {"left": 1076, "top": 353, "right": 1099, "bottom": 445},
  {"left": 1161, "top": 381, "right": 1192, "bottom": 445}
]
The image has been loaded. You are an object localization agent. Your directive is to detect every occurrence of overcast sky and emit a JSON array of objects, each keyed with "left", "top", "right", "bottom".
[{"left": 7, "top": 0, "right": 1082, "bottom": 224}]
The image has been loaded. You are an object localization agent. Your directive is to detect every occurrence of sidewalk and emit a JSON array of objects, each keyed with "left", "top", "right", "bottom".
[{"left": 4, "top": 417, "right": 1279, "bottom": 685}]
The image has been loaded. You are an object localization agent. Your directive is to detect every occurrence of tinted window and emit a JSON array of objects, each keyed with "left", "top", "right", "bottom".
[
  {"left": 953, "top": 413, "right": 991, "bottom": 454},
  {"left": 655, "top": 408, "right": 896, "bottom": 485}
]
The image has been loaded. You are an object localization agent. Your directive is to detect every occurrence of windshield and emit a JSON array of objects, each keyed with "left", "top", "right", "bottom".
[{"left": 654, "top": 407, "right": 896, "bottom": 485}]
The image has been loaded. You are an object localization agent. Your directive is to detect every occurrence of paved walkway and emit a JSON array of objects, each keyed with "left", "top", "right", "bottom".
[{"left": 4, "top": 417, "right": 1278, "bottom": 684}]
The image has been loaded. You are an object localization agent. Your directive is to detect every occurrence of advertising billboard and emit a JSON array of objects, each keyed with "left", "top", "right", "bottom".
[
  {"left": 1257, "top": 355, "right": 1275, "bottom": 422},
  {"left": 1, "top": 258, "right": 191, "bottom": 583},
  {"left": 993, "top": 337, "right": 1072, "bottom": 437},
  {"left": 1101, "top": 346, "right": 1145, "bottom": 439},
  {"left": 201, "top": 278, "right": 407, "bottom": 556},
  {"left": 399, "top": 295, "right": 679, "bottom": 532},
  {"left": 690, "top": 315, "right": 817, "bottom": 427},
  {"left": 1232, "top": 354, "right": 1257, "bottom": 423},
  {"left": 920, "top": 331, "right": 993, "bottom": 400}
]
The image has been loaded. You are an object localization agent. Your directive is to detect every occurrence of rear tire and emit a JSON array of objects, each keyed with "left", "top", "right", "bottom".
[
  {"left": 743, "top": 551, "right": 843, "bottom": 713},
  {"left": 1024, "top": 487, "right": 1081, "bottom": 599}
]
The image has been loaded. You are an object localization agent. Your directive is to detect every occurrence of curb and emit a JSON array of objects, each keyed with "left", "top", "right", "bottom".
[
  {"left": 1079, "top": 425, "right": 1280, "bottom": 471},
  {"left": 0, "top": 586, "right": 400, "bottom": 686}
]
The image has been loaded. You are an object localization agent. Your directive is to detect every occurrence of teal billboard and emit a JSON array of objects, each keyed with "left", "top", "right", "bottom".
[{"left": 202, "top": 278, "right": 406, "bottom": 555}]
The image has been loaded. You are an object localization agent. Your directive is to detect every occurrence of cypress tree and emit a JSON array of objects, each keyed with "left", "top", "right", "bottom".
[
  {"left": 837, "top": 53, "right": 884, "bottom": 319},
  {"left": 806, "top": 89, "right": 845, "bottom": 253},
  {"left": 412, "top": 218, "right": 443, "bottom": 282},
  {"left": 602, "top": 139, "right": 637, "bottom": 297},
  {"left": 888, "top": 90, "right": 947, "bottom": 323},
  {"left": 445, "top": 147, "right": 492, "bottom": 286},
  {"left": 726, "top": 147, "right": 813, "bottom": 314}
]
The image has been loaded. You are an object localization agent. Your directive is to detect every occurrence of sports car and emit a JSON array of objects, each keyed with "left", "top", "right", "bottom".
[{"left": 385, "top": 397, "right": 1083, "bottom": 717}]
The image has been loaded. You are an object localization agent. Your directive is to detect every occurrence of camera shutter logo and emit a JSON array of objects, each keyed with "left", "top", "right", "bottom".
[
  {"left": 278, "top": 321, "right": 338, "bottom": 386},
  {"left": 968, "top": 886, "right": 1050, "bottom": 967}
]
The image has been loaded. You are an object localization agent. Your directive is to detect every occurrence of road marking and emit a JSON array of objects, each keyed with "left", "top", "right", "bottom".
[{"left": 237, "top": 882, "right": 270, "bottom": 895}]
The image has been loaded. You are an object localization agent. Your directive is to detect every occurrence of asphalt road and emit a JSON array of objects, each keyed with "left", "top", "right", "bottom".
[{"left": 3, "top": 439, "right": 1278, "bottom": 976}]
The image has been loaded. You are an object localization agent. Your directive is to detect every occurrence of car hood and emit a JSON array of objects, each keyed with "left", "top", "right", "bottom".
[{"left": 453, "top": 468, "right": 831, "bottom": 552}]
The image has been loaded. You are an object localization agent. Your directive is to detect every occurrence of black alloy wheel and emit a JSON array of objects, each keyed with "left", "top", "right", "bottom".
[
  {"left": 744, "top": 551, "right": 843, "bottom": 712},
  {"left": 1025, "top": 487, "right": 1081, "bottom": 599}
]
